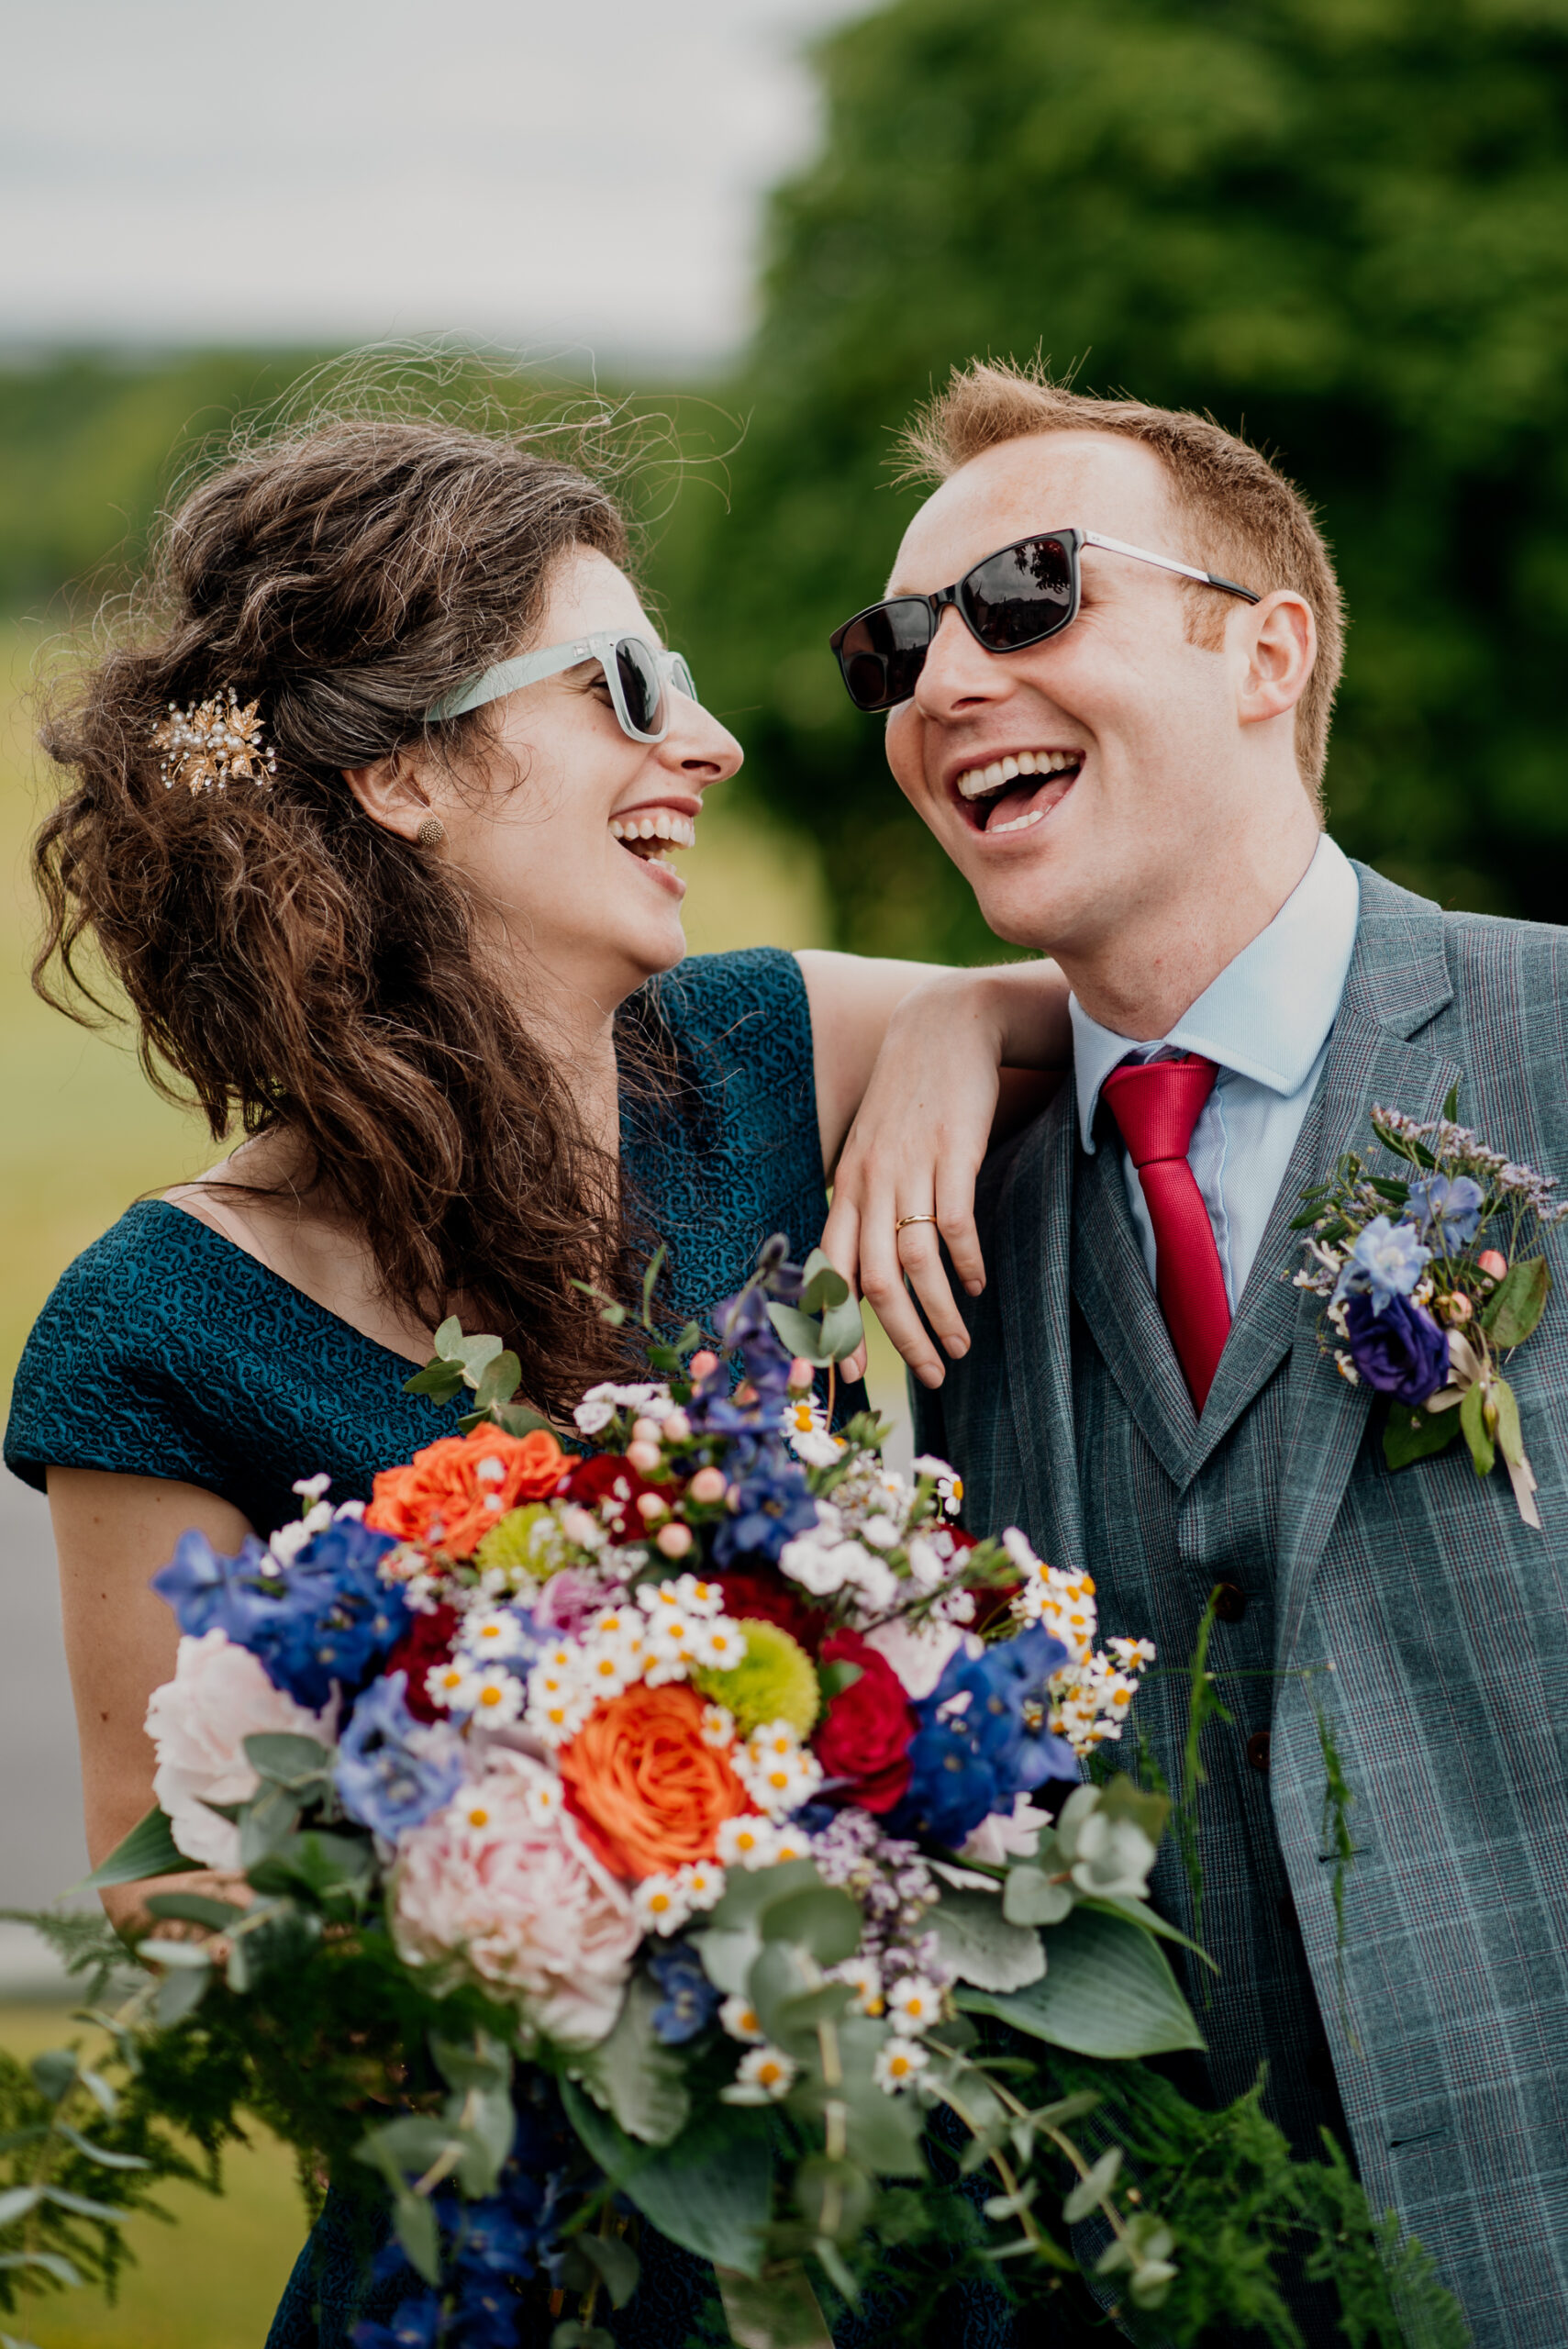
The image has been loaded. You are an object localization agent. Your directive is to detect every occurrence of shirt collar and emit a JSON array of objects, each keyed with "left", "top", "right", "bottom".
[{"left": 1069, "top": 832, "right": 1361, "bottom": 1152}]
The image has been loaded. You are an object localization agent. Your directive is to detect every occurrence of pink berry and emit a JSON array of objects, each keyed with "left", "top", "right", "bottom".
[
  {"left": 787, "top": 1357, "right": 816, "bottom": 1392},
  {"left": 687, "top": 1465, "right": 727, "bottom": 1506},
  {"left": 662, "top": 1408, "right": 691, "bottom": 1443},
  {"left": 636, "top": 1490, "right": 669, "bottom": 1522},
  {"left": 688, "top": 1350, "right": 719, "bottom": 1381},
  {"left": 656, "top": 1521, "right": 693, "bottom": 1559},
  {"left": 1477, "top": 1250, "right": 1508, "bottom": 1280},
  {"left": 626, "top": 1440, "right": 662, "bottom": 1475}
]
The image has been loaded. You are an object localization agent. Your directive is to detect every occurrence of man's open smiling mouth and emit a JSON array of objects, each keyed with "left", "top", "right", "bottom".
[{"left": 953, "top": 747, "right": 1084, "bottom": 835}]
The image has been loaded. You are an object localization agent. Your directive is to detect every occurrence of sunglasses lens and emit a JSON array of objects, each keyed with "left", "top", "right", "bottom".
[
  {"left": 963, "top": 537, "right": 1074, "bottom": 650},
  {"left": 614, "top": 637, "right": 665, "bottom": 737},
  {"left": 832, "top": 601, "right": 934, "bottom": 712},
  {"left": 670, "top": 652, "right": 698, "bottom": 705}
]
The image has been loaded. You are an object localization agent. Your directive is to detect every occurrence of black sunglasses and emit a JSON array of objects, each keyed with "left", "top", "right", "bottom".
[{"left": 828, "top": 527, "right": 1261, "bottom": 714}]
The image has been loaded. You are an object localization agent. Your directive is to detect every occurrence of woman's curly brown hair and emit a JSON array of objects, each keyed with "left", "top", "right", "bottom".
[{"left": 33, "top": 413, "right": 657, "bottom": 1417}]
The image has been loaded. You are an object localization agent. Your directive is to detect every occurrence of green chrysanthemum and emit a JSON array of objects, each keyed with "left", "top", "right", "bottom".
[
  {"left": 694, "top": 1620, "right": 819, "bottom": 1739},
  {"left": 473, "top": 1502, "right": 569, "bottom": 1587}
]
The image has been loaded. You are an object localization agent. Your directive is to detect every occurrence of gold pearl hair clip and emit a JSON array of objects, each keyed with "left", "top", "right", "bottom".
[{"left": 152, "top": 688, "right": 276, "bottom": 796}]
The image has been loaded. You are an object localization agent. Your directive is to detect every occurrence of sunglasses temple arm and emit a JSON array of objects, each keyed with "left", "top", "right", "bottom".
[{"left": 1078, "top": 529, "right": 1261, "bottom": 605}]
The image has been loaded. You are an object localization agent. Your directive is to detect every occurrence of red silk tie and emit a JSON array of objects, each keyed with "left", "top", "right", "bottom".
[{"left": 1100, "top": 1054, "right": 1231, "bottom": 1411}]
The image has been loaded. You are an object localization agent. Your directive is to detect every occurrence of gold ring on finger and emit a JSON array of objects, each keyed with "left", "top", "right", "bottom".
[{"left": 895, "top": 1213, "right": 939, "bottom": 1233}]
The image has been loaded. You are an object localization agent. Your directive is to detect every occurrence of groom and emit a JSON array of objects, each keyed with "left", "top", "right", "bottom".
[{"left": 852, "top": 364, "right": 1568, "bottom": 2343}]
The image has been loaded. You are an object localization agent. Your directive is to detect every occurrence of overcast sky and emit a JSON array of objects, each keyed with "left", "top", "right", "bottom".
[{"left": 1, "top": 0, "right": 865, "bottom": 365}]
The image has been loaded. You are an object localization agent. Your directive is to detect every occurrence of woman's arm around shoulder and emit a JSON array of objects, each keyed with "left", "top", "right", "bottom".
[
  {"left": 49, "top": 1468, "right": 254, "bottom": 1935},
  {"left": 796, "top": 951, "right": 1072, "bottom": 1387}
]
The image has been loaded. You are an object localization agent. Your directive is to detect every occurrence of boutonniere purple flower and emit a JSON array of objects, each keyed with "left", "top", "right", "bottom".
[{"left": 1293, "top": 1090, "right": 1565, "bottom": 1528}]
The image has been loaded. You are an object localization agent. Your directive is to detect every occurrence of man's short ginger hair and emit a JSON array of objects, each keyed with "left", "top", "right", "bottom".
[{"left": 899, "top": 362, "right": 1344, "bottom": 799}]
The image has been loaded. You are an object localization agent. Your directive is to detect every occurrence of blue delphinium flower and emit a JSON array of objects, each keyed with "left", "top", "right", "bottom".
[
  {"left": 1343, "top": 1291, "right": 1451, "bottom": 1405},
  {"left": 1331, "top": 1215, "right": 1431, "bottom": 1317},
  {"left": 896, "top": 1624, "right": 1079, "bottom": 1848},
  {"left": 648, "top": 1941, "right": 722, "bottom": 2044},
  {"left": 712, "top": 1452, "right": 818, "bottom": 1565},
  {"left": 154, "top": 1516, "right": 409, "bottom": 1709},
  {"left": 152, "top": 1528, "right": 273, "bottom": 1643},
  {"left": 1407, "top": 1174, "right": 1485, "bottom": 1249},
  {"left": 335, "top": 1674, "right": 464, "bottom": 1839},
  {"left": 351, "top": 2295, "right": 442, "bottom": 2349}
]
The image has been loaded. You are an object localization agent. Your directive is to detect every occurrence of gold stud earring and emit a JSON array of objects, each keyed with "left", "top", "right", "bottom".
[{"left": 416, "top": 816, "right": 445, "bottom": 848}]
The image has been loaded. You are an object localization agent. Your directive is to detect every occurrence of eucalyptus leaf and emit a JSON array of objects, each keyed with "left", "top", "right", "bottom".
[
  {"left": 144, "top": 1892, "right": 245, "bottom": 1931},
  {"left": 1481, "top": 1256, "right": 1551, "bottom": 1348},
  {"left": 573, "top": 1974, "right": 690, "bottom": 2147},
  {"left": 0, "top": 2250, "right": 81, "bottom": 2287},
  {"left": 1002, "top": 1867, "right": 1074, "bottom": 1928},
  {"left": 818, "top": 1296, "right": 866, "bottom": 1362},
  {"left": 562, "top": 2086, "right": 773, "bottom": 2277},
  {"left": 393, "top": 2191, "right": 441, "bottom": 2287},
  {"left": 798, "top": 1249, "right": 851, "bottom": 1314},
  {"left": 766, "top": 1301, "right": 832, "bottom": 1365},
  {"left": 759, "top": 1885, "right": 862, "bottom": 1966},
  {"left": 402, "top": 1360, "right": 466, "bottom": 1405},
  {"left": 930, "top": 1889, "right": 1047, "bottom": 1992},
  {"left": 574, "top": 2231, "right": 641, "bottom": 2309},
  {"left": 75, "top": 1806, "right": 199, "bottom": 1893},
  {"left": 0, "top": 2188, "right": 42, "bottom": 2229},
  {"left": 154, "top": 1961, "right": 212, "bottom": 2027},
  {"left": 456, "top": 1332, "right": 505, "bottom": 1385},
  {"left": 242, "top": 1733, "right": 332, "bottom": 1787},
  {"left": 1461, "top": 1379, "right": 1496, "bottom": 1476},
  {"left": 473, "top": 1351, "right": 522, "bottom": 1412},
  {"left": 41, "top": 2185, "right": 126, "bottom": 2224},
  {"left": 1493, "top": 1375, "right": 1525, "bottom": 1469},
  {"left": 1384, "top": 1402, "right": 1460, "bottom": 1473},
  {"left": 958, "top": 1906, "right": 1204, "bottom": 2058},
  {"left": 433, "top": 1315, "right": 464, "bottom": 1355},
  {"left": 57, "top": 2126, "right": 149, "bottom": 2171},
  {"left": 1062, "top": 2146, "right": 1122, "bottom": 2225},
  {"left": 817, "top": 1660, "right": 862, "bottom": 1704},
  {"left": 28, "top": 2051, "right": 77, "bottom": 2104}
]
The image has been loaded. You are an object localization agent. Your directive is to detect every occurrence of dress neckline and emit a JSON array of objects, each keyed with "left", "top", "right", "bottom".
[{"left": 140, "top": 1197, "right": 432, "bottom": 1381}]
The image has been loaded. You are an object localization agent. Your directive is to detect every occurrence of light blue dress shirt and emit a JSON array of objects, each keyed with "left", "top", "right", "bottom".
[{"left": 1069, "top": 833, "right": 1362, "bottom": 1309}]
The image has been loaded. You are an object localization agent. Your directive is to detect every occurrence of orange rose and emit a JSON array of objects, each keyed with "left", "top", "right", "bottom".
[
  {"left": 366, "top": 1426, "right": 566, "bottom": 1558},
  {"left": 558, "top": 1683, "right": 756, "bottom": 1879}
]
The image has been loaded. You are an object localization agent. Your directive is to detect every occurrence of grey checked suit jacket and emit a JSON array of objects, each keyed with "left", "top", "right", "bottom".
[{"left": 917, "top": 865, "right": 1568, "bottom": 2347}]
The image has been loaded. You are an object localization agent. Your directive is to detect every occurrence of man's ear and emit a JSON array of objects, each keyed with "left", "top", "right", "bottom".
[
  {"left": 1237, "top": 590, "right": 1315, "bottom": 728},
  {"left": 341, "top": 748, "right": 441, "bottom": 842}
]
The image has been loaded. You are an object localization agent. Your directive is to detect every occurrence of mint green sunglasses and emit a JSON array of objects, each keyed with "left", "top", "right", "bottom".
[{"left": 426, "top": 631, "right": 698, "bottom": 743}]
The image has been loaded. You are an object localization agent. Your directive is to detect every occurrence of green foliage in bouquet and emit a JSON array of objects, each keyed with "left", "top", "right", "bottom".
[{"left": 0, "top": 1242, "right": 1472, "bottom": 2346}]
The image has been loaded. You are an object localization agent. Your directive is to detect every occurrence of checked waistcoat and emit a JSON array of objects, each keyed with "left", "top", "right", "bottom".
[{"left": 917, "top": 866, "right": 1568, "bottom": 2349}]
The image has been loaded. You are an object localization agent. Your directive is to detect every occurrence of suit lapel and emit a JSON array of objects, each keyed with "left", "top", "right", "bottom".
[
  {"left": 994, "top": 1089, "right": 1088, "bottom": 1576},
  {"left": 1072, "top": 1137, "right": 1195, "bottom": 1481},
  {"left": 1273, "top": 868, "right": 1462, "bottom": 1660}
]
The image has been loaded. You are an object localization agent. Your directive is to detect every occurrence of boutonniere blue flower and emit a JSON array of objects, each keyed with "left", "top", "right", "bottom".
[{"left": 1293, "top": 1090, "right": 1565, "bottom": 1527}]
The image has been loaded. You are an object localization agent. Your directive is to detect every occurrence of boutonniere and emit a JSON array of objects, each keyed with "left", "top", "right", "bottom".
[{"left": 1293, "top": 1089, "right": 1564, "bottom": 1528}]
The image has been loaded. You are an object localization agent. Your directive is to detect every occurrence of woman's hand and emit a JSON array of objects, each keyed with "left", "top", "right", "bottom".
[{"left": 820, "top": 964, "right": 1070, "bottom": 1387}]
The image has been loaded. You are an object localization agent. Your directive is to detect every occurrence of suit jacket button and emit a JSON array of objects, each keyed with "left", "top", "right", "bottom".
[
  {"left": 1214, "top": 1582, "right": 1247, "bottom": 1622},
  {"left": 1246, "top": 1731, "right": 1272, "bottom": 1774}
]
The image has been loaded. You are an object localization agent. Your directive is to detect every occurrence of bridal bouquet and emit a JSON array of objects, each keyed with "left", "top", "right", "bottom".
[{"left": 1, "top": 1247, "right": 1469, "bottom": 2349}]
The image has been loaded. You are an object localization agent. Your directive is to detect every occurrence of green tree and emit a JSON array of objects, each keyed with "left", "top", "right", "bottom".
[{"left": 657, "top": 0, "right": 1568, "bottom": 956}]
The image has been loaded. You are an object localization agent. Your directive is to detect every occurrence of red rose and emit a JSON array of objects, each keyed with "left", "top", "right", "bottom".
[
  {"left": 716, "top": 1571, "right": 825, "bottom": 1656},
  {"left": 559, "top": 1453, "right": 672, "bottom": 1541},
  {"left": 383, "top": 1601, "right": 462, "bottom": 1724},
  {"left": 814, "top": 1631, "right": 915, "bottom": 1814}
]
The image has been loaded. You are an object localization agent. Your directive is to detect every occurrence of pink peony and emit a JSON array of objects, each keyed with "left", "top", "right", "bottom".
[
  {"left": 391, "top": 1748, "right": 639, "bottom": 2047},
  {"left": 145, "top": 1630, "right": 338, "bottom": 1870}
]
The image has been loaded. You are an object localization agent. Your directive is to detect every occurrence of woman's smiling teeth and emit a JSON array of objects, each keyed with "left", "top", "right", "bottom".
[
  {"left": 610, "top": 809, "right": 696, "bottom": 862},
  {"left": 955, "top": 747, "right": 1083, "bottom": 836}
]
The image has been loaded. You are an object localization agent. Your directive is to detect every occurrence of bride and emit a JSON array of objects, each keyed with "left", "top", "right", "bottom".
[{"left": 3, "top": 408, "right": 1065, "bottom": 2346}]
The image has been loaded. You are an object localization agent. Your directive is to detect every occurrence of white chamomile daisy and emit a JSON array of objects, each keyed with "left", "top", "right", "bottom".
[{"left": 874, "top": 2038, "right": 929, "bottom": 2094}]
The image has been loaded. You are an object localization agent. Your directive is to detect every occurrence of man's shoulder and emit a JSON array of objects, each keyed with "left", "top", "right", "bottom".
[{"left": 1353, "top": 861, "right": 1568, "bottom": 1031}]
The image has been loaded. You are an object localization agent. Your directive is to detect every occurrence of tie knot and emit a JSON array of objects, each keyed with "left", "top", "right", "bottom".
[{"left": 1101, "top": 1054, "right": 1218, "bottom": 1169}]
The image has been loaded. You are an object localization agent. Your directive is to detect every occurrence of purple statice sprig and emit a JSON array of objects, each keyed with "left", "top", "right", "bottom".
[{"left": 1292, "top": 1086, "right": 1555, "bottom": 1525}]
